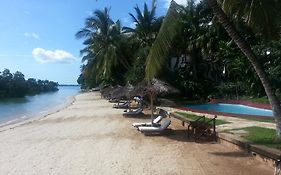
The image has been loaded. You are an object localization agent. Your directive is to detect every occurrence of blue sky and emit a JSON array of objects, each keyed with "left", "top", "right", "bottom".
[{"left": 0, "top": 0, "right": 186, "bottom": 85}]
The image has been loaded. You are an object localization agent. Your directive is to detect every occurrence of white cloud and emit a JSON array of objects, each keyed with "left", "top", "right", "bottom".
[
  {"left": 24, "top": 32, "right": 40, "bottom": 40},
  {"left": 32, "top": 48, "right": 77, "bottom": 64}
]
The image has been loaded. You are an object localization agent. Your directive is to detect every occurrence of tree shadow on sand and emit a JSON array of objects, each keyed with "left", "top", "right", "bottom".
[
  {"left": 143, "top": 129, "right": 195, "bottom": 143},
  {"left": 208, "top": 151, "right": 250, "bottom": 158},
  {"left": 123, "top": 113, "right": 151, "bottom": 119}
]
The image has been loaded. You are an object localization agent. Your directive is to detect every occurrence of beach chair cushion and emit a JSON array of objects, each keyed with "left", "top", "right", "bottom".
[
  {"left": 124, "top": 108, "right": 143, "bottom": 115},
  {"left": 138, "top": 119, "right": 171, "bottom": 132},
  {"left": 132, "top": 115, "right": 163, "bottom": 127},
  {"left": 113, "top": 102, "right": 129, "bottom": 108}
]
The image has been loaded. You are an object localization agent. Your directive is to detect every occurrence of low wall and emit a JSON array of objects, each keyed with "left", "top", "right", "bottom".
[{"left": 218, "top": 133, "right": 281, "bottom": 169}]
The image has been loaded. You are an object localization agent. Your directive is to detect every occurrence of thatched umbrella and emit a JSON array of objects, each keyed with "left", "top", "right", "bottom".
[
  {"left": 124, "top": 83, "right": 134, "bottom": 99},
  {"left": 148, "top": 78, "right": 179, "bottom": 95},
  {"left": 108, "top": 85, "right": 123, "bottom": 99},
  {"left": 129, "top": 81, "right": 147, "bottom": 97},
  {"left": 111, "top": 86, "right": 126, "bottom": 100},
  {"left": 132, "top": 78, "right": 179, "bottom": 124},
  {"left": 101, "top": 85, "right": 121, "bottom": 99},
  {"left": 100, "top": 86, "right": 113, "bottom": 99},
  {"left": 148, "top": 79, "right": 179, "bottom": 123},
  {"left": 110, "top": 83, "right": 134, "bottom": 105}
]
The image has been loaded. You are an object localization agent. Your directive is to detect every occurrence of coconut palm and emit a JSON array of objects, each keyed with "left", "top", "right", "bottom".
[
  {"left": 219, "top": 0, "right": 281, "bottom": 39},
  {"left": 76, "top": 8, "right": 130, "bottom": 84},
  {"left": 145, "top": 0, "right": 281, "bottom": 138},
  {"left": 145, "top": 1, "right": 182, "bottom": 80},
  {"left": 122, "top": 0, "right": 163, "bottom": 83},
  {"left": 123, "top": 0, "right": 163, "bottom": 47},
  {"left": 206, "top": 0, "right": 281, "bottom": 138}
]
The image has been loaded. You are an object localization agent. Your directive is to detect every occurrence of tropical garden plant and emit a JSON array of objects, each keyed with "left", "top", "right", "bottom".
[
  {"left": 145, "top": 0, "right": 281, "bottom": 138},
  {"left": 76, "top": 0, "right": 281, "bottom": 138}
]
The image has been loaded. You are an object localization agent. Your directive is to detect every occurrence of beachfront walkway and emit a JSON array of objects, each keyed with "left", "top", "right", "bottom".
[{"left": 0, "top": 92, "right": 273, "bottom": 174}]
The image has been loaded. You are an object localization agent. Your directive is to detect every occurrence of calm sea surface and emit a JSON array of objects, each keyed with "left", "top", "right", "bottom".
[{"left": 0, "top": 86, "right": 80, "bottom": 124}]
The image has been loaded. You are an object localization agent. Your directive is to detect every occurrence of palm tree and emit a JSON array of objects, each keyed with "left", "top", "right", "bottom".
[
  {"left": 206, "top": 0, "right": 281, "bottom": 138},
  {"left": 123, "top": 0, "right": 163, "bottom": 47},
  {"left": 145, "top": 0, "right": 281, "bottom": 138},
  {"left": 76, "top": 8, "right": 130, "bottom": 85},
  {"left": 145, "top": 1, "right": 182, "bottom": 80},
  {"left": 219, "top": 0, "right": 281, "bottom": 39},
  {"left": 122, "top": 0, "right": 163, "bottom": 83}
]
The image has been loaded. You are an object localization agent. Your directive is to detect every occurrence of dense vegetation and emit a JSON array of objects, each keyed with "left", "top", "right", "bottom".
[
  {"left": 76, "top": 0, "right": 163, "bottom": 88},
  {"left": 76, "top": 0, "right": 281, "bottom": 101},
  {"left": 0, "top": 69, "right": 59, "bottom": 99},
  {"left": 76, "top": 0, "right": 281, "bottom": 137}
]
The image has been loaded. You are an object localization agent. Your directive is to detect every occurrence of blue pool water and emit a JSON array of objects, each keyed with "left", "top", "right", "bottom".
[{"left": 186, "top": 103, "right": 273, "bottom": 117}]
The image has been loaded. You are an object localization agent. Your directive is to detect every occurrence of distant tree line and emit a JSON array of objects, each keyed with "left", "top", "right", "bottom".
[{"left": 0, "top": 69, "right": 59, "bottom": 99}]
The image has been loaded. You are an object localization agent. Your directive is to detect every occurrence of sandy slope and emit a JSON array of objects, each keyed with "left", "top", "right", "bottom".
[{"left": 0, "top": 92, "right": 272, "bottom": 175}]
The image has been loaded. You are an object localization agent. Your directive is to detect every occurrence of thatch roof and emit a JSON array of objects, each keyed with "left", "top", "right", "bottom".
[
  {"left": 149, "top": 78, "right": 179, "bottom": 95},
  {"left": 101, "top": 85, "right": 121, "bottom": 98},
  {"left": 110, "top": 83, "right": 134, "bottom": 100},
  {"left": 130, "top": 78, "right": 179, "bottom": 97}
]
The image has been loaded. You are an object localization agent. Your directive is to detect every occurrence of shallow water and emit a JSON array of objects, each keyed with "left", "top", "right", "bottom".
[
  {"left": 186, "top": 103, "right": 273, "bottom": 117},
  {"left": 0, "top": 86, "right": 80, "bottom": 124}
]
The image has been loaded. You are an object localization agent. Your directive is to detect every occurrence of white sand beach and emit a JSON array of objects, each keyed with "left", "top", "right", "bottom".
[{"left": 0, "top": 92, "right": 273, "bottom": 175}]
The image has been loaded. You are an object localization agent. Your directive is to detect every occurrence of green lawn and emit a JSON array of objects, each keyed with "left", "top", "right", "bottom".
[
  {"left": 175, "top": 112, "right": 231, "bottom": 126},
  {"left": 238, "top": 116, "right": 274, "bottom": 123},
  {"left": 241, "top": 127, "right": 281, "bottom": 150}
]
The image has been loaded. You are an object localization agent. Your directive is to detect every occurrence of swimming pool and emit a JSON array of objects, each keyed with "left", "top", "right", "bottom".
[{"left": 186, "top": 103, "right": 273, "bottom": 117}]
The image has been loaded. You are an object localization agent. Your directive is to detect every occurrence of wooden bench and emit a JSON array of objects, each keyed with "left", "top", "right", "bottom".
[{"left": 169, "top": 112, "right": 217, "bottom": 142}]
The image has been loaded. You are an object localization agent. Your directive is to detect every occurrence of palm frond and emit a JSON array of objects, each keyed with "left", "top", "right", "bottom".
[
  {"left": 221, "top": 0, "right": 280, "bottom": 38},
  {"left": 75, "top": 28, "right": 93, "bottom": 39},
  {"left": 122, "top": 26, "right": 136, "bottom": 33},
  {"left": 145, "top": 1, "right": 182, "bottom": 81}
]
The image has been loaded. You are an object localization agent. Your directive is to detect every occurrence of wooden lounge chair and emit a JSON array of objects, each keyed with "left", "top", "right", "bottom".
[
  {"left": 123, "top": 108, "right": 143, "bottom": 115},
  {"left": 138, "top": 119, "right": 171, "bottom": 134},
  {"left": 132, "top": 115, "right": 163, "bottom": 127}
]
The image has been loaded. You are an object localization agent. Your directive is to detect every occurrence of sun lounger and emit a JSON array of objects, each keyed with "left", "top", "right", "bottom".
[
  {"left": 113, "top": 102, "right": 129, "bottom": 109},
  {"left": 138, "top": 119, "right": 171, "bottom": 133},
  {"left": 132, "top": 115, "right": 163, "bottom": 127},
  {"left": 107, "top": 98, "right": 114, "bottom": 102},
  {"left": 123, "top": 108, "right": 143, "bottom": 115}
]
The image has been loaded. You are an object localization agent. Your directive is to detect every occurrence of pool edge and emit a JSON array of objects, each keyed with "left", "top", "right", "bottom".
[{"left": 177, "top": 107, "right": 274, "bottom": 120}]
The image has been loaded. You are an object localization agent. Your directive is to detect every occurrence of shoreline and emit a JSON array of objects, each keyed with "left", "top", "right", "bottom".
[{"left": 0, "top": 94, "right": 77, "bottom": 132}]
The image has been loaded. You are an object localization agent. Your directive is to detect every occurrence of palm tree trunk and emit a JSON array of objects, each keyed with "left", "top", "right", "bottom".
[
  {"left": 150, "top": 93, "right": 154, "bottom": 124},
  {"left": 207, "top": 0, "right": 281, "bottom": 138}
]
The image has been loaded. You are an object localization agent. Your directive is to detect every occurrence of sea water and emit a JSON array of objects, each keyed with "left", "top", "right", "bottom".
[{"left": 0, "top": 86, "right": 80, "bottom": 124}]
